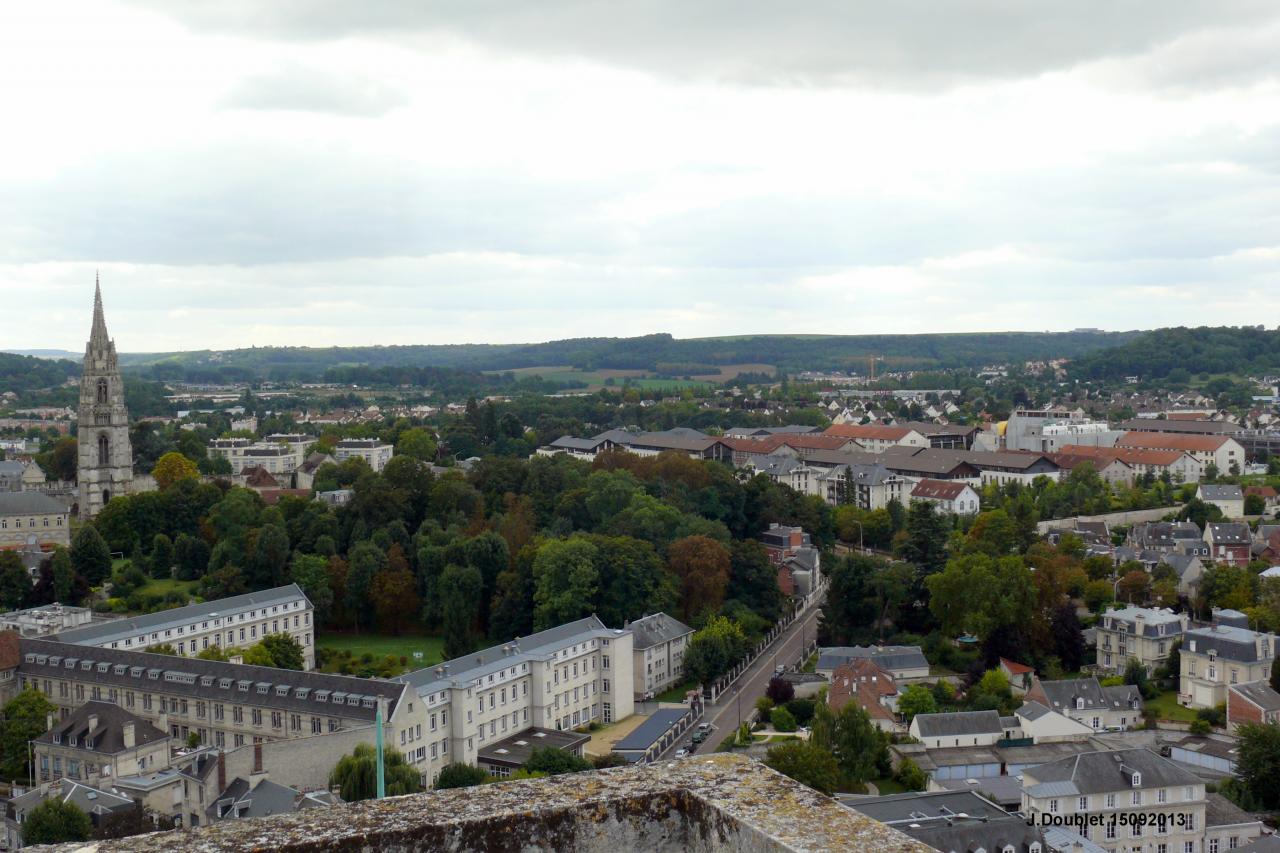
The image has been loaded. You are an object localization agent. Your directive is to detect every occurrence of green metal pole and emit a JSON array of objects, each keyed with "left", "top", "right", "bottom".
[{"left": 376, "top": 704, "right": 386, "bottom": 800}]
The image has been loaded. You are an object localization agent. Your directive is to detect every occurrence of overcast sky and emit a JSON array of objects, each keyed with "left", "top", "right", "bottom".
[{"left": 2, "top": 1, "right": 1278, "bottom": 352}]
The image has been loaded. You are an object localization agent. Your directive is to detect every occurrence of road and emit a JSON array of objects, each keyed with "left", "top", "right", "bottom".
[{"left": 677, "top": 592, "right": 826, "bottom": 757}]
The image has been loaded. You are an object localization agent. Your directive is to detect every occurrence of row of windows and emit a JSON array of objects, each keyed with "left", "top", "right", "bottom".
[
  {"left": 0, "top": 515, "right": 64, "bottom": 529},
  {"left": 1046, "top": 785, "right": 1199, "bottom": 812}
]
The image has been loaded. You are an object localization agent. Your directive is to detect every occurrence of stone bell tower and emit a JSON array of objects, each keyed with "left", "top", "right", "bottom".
[{"left": 77, "top": 276, "right": 133, "bottom": 518}]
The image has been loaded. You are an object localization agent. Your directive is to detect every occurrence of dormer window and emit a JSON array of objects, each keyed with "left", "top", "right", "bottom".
[
  {"left": 1132, "top": 772, "right": 1142, "bottom": 787},
  {"left": 1076, "top": 698, "right": 1084, "bottom": 710}
]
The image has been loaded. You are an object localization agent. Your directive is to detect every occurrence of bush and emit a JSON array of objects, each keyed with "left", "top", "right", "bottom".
[
  {"left": 754, "top": 696, "right": 775, "bottom": 715},
  {"left": 434, "top": 763, "right": 490, "bottom": 790},
  {"left": 785, "top": 698, "right": 816, "bottom": 726},
  {"left": 771, "top": 706, "right": 797, "bottom": 732},
  {"left": 1189, "top": 719, "right": 1211, "bottom": 736},
  {"left": 895, "top": 757, "right": 927, "bottom": 792}
]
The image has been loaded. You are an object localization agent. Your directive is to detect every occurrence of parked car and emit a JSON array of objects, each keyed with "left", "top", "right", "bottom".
[
  {"left": 692, "top": 731, "right": 707, "bottom": 744},
  {"left": 697, "top": 722, "right": 712, "bottom": 732},
  {"left": 674, "top": 748, "right": 689, "bottom": 758}
]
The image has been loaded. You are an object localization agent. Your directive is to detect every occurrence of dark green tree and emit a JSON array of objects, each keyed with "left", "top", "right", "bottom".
[
  {"left": 434, "top": 762, "right": 489, "bottom": 790},
  {"left": 150, "top": 533, "right": 175, "bottom": 579},
  {"left": 1, "top": 689, "right": 55, "bottom": 779},
  {"left": 764, "top": 740, "right": 839, "bottom": 795},
  {"left": 21, "top": 799, "right": 92, "bottom": 846},
  {"left": 0, "top": 551, "right": 30, "bottom": 610},
  {"left": 71, "top": 525, "right": 111, "bottom": 586},
  {"left": 440, "top": 563, "right": 484, "bottom": 659},
  {"left": 523, "top": 747, "right": 592, "bottom": 776},
  {"left": 259, "top": 633, "right": 305, "bottom": 670}
]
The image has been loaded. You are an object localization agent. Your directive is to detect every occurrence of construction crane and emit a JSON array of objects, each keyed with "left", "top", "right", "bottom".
[{"left": 867, "top": 355, "right": 882, "bottom": 381}]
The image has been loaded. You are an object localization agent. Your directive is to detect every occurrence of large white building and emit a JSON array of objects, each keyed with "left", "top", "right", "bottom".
[
  {"left": 627, "top": 612, "right": 694, "bottom": 699},
  {"left": 10, "top": 613, "right": 641, "bottom": 790},
  {"left": 393, "top": 615, "right": 636, "bottom": 785},
  {"left": 51, "top": 585, "right": 317, "bottom": 670},
  {"left": 1095, "top": 607, "right": 1188, "bottom": 674},
  {"left": 1021, "top": 747, "right": 1260, "bottom": 853},
  {"left": 334, "top": 439, "right": 395, "bottom": 473}
]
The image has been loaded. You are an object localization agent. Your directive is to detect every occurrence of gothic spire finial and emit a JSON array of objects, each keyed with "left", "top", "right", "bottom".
[{"left": 90, "top": 272, "right": 109, "bottom": 345}]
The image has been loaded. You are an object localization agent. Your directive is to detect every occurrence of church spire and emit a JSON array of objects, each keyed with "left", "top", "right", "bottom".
[{"left": 90, "top": 272, "right": 110, "bottom": 347}]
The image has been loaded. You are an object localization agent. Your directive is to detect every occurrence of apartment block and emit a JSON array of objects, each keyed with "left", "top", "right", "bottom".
[{"left": 52, "top": 584, "right": 316, "bottom": 670}]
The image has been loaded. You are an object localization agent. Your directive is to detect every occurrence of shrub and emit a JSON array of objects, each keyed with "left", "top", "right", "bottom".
[
  {"left": 1189, "top": 719, "right": 1211, "bottom": 736},
  {"left": 785, "top": 698, "right": 816, "bottom": 726},
  {"left": 771, "top": 707, "right": 797, "bottom": 732}
]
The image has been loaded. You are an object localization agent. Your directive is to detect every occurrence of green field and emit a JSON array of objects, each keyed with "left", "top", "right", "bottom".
[
  {"left": 316, "top": 632, "right": 445, "bottom": 667},
  {"left": 134, "top": 578, "right": 200, "bottom": 599}
]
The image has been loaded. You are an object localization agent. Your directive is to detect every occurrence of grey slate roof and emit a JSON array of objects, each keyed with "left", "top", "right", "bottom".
[
  {"left": 1024, "top": 748, "right": 1199, "bottom": 797},
  {"left": 614, "top": 708, "right": 688, "bottom": 753},
  {"left": 1035, "top": 678, "right": 1143, "bottom": 714},
  {"left": 817, "top": 645, "right": 929, "bottom": 673},
  {"left": 1230, "top": 681, "right": 1280, "bottom": 712},
  {"left": 0, "top": 491, "right": 68, "bottom": 515},
  {"left": 1017, "top": 700, "right": 1052, "bottom": 721},
  {"left": 397, "top": 615, "right": 627, "bottom": 695},
  {"left": 913, "top": 709, "right": 1003, "bottom": 738},
  {"left": 1200, "top": 484, "right": 1245, "bottom": 501},
  {"left": 1204, "top": 791, "right": 1257, "bottom": 828},
  {"left": 1185, "top": 624, "right": 1273, "bottom": 663},
  {"left": 34, "top": 699, "right": 168, "bottom": 754},
  {"left": 210, "top": 777, "right": 336, "bottom": 821},
  {"left": 19, "top": 637, "right": 404, "bottom": 721},
  {"left": 843, "top": 790, "right": 1045, "bottom": 853},
  {"left": 627, "top": 612, "right": 693, "bottom": 650},
  {"left": 1236, "top": 834, "right": 1280, "bottom": 852},
  {"left": 1207, "top": 522, "right": 1252, "bottom": 545},
  {"left": 1098, "top": 606, "right": 1185, "bottom": 638},
  {"left": 52, "top": 583, "right": 311, "bottom": 647}
]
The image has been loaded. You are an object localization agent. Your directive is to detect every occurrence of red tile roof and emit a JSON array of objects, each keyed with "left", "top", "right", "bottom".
[
  {"left": 824, "top": 424, "right": 914, "bottom": 441},
  {"left": 910, "top": 479, "right": 970, "bottom": 501},
  {"left": 1117, "top": 431, "right": 1233, "bottom": 452},
  {"left": 1000, "top": 657, "right": 1034, "bottom": 675}
]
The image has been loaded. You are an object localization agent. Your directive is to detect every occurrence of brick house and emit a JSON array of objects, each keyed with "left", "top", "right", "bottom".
[
  {"left": 1204, "top": 522, "right": 1252, "bottom": 564},
  {"left": 1227, "top": 681, "right": 1280, "bottom": 733}
]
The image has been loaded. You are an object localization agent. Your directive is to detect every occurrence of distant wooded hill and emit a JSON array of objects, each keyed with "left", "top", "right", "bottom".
[
  {"left": 116, "top": 330, "right": 1140, "bottom": 384},
  {"left": 1069, "top": 326, "right": 1280, "bottom": 381}
]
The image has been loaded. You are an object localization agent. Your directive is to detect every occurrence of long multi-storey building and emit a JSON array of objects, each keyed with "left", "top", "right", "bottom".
[
  {"left": 393, "top": 615, "right": 635, "bottom": 786},
  {"left": 12, "top": 637, "right": 414, "bottom": 756},
  {"left": 51, "top": 584, "right": 316, "bottom": 670},
  {"left": 6, "top": 612, "right": 642, "bottom": 789}
]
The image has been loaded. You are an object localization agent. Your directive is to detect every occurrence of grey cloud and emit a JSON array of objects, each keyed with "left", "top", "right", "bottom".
[
  {"left": 134, "top": 0, "right": 1280, "bottom": 88},
  {"left": 221, "top": 63, "right": 409, "bottom": 116}
]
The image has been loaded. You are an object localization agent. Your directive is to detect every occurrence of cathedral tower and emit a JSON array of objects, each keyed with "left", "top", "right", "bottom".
[{"left": 77, "top": 278, "right": 133, "bottom": 518}]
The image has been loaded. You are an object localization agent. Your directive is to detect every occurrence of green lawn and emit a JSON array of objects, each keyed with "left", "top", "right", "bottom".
[
  {"left": 134, "top": 578, "right": 200, "bottom": 599},
  {"left": 316, "top": 632, "right": 445, "bottom": 667},
  {"left": 655, "top": 679, "right": 698, "bottom": 703},
  {"left": 1145, "top": 690, "right": 1199, "bottom": 723},
  {"left": 871, "top": 776, "right": 909, "bottom": 795}
]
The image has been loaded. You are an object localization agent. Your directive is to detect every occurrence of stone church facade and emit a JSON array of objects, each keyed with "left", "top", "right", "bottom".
[{"left": 77, "top": 280, "right": 134, "bottom": 518}]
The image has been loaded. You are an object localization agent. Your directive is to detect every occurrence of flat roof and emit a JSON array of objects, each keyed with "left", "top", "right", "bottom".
[
  {"left": 477, "top": 727, "right": 590, "bottom": 768},
  {"left": 615, "top": 709, "right": 689, "bottom": 753}
]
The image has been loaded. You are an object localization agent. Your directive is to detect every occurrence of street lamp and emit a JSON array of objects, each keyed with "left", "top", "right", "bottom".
[{"left": 847, "top": 519, "right": 865, "bottom": 554}]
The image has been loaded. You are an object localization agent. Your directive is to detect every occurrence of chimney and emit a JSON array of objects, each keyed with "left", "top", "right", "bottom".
[
  {"left": 46, "top": 713, "right": 54, "bottom": 732},
  {"left": 217, "top": 752, "right": 226, "bottom": 792},
  {"left": 87, "top": 714, "right": 99, "bottom": 738},
  {"left": 158, "top": 712, "right": 169, "bottom": 736},
  {"left": 253, "top": 742, "right": 264, "bottom": 774},
  {"left": 122, "top": 722, "right": 135, "bottom": 749}
]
